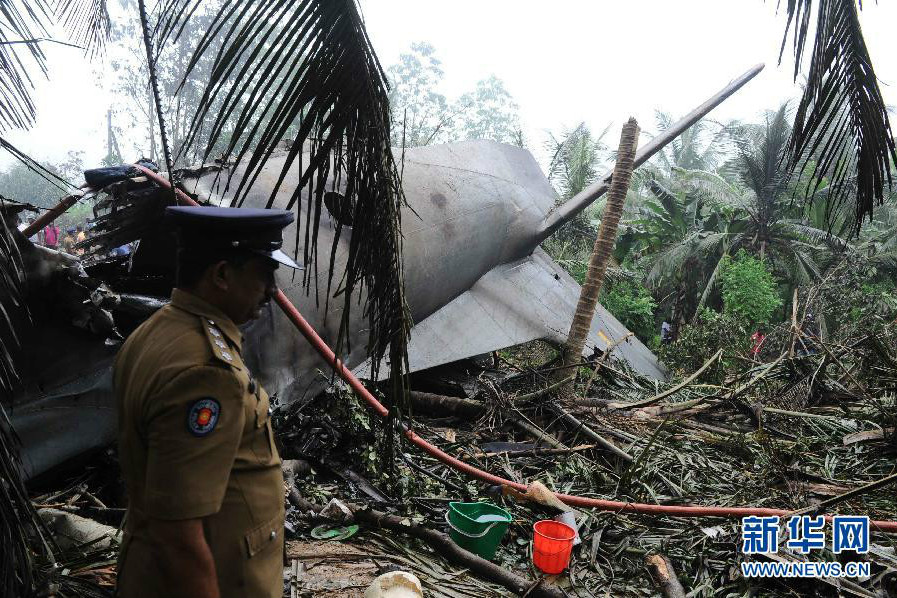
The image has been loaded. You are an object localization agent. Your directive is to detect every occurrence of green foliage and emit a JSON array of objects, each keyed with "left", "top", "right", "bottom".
[
  {"left": 718, "top": 251, "right": 782, "bottom": 327},
  {"left": 0, "top": 163, "right": 67, "bottom": 209},
  {"left": 814, "top": 255, "right": 897, "bottom": 337},
  {"left": 659, "top": 308, "right": 750, "bottom": 382},
  {"left": 547, "top": 123, "right": 608, "bottom": 201},
  {"left": 454, "top": 75, "right": 521, "bottom": 145},
  {"left": 600, "top": 281, "right": 657, "bottom": 343},
  {"left": 386, "top": 42, "right": 451, "bottom": 147}
]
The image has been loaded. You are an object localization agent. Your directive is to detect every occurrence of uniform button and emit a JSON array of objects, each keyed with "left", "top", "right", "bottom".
[
  {"left": 268, "top": 405, "right": 273, "bottom": 417},
  {"left": 208, "top": 320, "right": 215, "bottom": 325},
  {"left": 269, "top": 530, "right": 277, "bottom": 540}
]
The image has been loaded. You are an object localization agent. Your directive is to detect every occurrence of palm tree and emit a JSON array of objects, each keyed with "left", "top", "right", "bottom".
[
  {"left": 545, "top": 122, "right": 610, "bottom": 244},
  {"left": 636, "top": 106, "right": 846, "bottom": 329},
  {"left": 561, "top": 118, "right": 639, "bottom": 377}
]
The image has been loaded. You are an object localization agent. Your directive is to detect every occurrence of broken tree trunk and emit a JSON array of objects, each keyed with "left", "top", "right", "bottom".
[
  {"left": 558, "top": 118, "right": 640, "bottom": 382},
  {"left": 645, "top": 553, "right": 686, "bottom": 598},
  {"left": 408, "top": 391, "right": 484, "bottom": 418}
]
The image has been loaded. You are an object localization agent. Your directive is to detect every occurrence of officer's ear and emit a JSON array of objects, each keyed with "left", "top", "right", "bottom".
[{"left": 208, "top": 260, "right": 233, "bottom": 291}]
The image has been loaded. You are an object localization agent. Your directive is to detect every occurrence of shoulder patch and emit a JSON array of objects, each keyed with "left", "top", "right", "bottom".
[
  {"left": 202, "top": 318, "right": 237, "bottom": 367},
  {"left": 187, "top": 398, "right": 220, "bottom": 436}
]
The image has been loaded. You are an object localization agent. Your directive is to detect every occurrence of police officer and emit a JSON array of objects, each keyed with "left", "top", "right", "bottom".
[{"left": 114, "top": 206, "right": 301, "bottom": 598}]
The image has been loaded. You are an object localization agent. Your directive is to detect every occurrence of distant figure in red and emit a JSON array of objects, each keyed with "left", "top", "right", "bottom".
[
  {"left": 750, "top": 326, "right": 766, "bottom": 361},
  {"left": 43, "top": 223, "right": 60, "bottom": 249}
]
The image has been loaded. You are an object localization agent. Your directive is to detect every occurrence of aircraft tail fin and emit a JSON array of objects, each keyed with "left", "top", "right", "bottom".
[{"left": 354, "top": 248, "right": 666, "bottom": 381}]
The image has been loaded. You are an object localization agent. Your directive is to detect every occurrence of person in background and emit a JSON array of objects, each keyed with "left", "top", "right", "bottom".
[
  {"left": 75, "top": 224, "right": 86, "bottom": 256},
  {"left": 43, "top": 223, "right": 60, "bottom": 250},
  {"left": 750, "top": 326, "right": 766, "bottom": 362},
  {"left": 62, "top": 228, "right": 76, "bottom": 254},
  {"left": 660, "top": 321, "right": 672, "bottom": 345}
]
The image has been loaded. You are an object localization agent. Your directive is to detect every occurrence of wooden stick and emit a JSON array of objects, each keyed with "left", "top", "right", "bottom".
[
  {"left": 478, "top": 444, "right": 597, "bottom": 458},
  {"left": 409, "top": 390, "right": 484, "bottom": 418},
  {"left": 788, "top": 471, "right": 897, "bottom": 519},
  {"left": 515, "top": 376, "right": 575, "bottom": 403},
  {"left": 645, "top": 553, "right": 686, "bottom": 598},
  {"left": 511, "top": 417, "right": 567, "bottom": 450},
  {"left": 552, "top": 407, "right": 633, "bottom": 462}
]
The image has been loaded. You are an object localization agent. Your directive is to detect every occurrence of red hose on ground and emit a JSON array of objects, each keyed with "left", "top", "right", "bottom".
[{"left": 134, "top": 164, "right": 897, "bottom": 534}]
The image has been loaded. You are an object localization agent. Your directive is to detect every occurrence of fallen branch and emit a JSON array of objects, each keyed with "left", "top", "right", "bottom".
[
  {"left": 789, "top": 471, "right": 897, "bottom": 520},
  {"left": 409, "top": 391, "right": 484, "bottom": 418},
  {"left": 645, "top": 553, "right": 686, "bottom": 598},
  {"left": 477, "top": 444, "right": 597, "bottom": 458},
  {"left": 515, "top": 376, "right": 576, "bottom": 403},
  {"left": 551, "top": 406, "right": 633, "bottom": 462},
  {"left": 610, "top": 350, "right": 722, "bottom": 409},
  {"left": 511, "top": 416, "right": 568, "bottom": 449}
]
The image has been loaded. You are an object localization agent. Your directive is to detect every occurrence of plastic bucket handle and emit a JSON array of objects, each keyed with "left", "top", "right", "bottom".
[{"left": 444, "top": 510, "right": 503, "bottom": 538}]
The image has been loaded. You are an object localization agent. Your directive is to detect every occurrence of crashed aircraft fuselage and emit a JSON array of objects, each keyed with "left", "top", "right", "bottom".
[
  {"left": 10, "top": 63, "right": 765, "bottom": 478},
  {"left": 190, "top": 141, "right": 664, "bottom": 402},
  {"left": 10, "top": 141, "right": 661, "bottom": 479}
]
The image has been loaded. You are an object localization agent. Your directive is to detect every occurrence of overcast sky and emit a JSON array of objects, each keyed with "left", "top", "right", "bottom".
[{"left": 6, "top": 0, "right": 897, "bottom": 175}]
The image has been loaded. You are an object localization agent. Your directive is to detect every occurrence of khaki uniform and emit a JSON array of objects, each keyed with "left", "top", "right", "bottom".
[{"left": 114, "top": 289, "right": 284, "bottom": 598}]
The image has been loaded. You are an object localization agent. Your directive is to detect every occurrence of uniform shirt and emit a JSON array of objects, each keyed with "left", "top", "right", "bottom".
[{"left": 114, "top": 288, "right": 284, "bottom": 598}]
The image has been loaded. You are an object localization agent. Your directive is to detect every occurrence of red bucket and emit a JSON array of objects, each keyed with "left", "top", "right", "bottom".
[{"left": 532, "top": 520, "right": 575, "bottom": 574}]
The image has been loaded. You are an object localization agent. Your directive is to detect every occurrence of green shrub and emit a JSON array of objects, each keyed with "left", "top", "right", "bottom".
[
  {"left": 658, "top": 308, "right": 750, "bottom": 382},
  {"left": 600, "top": 281, "right": 657, "bottom": 343},
  {"left": 718, "top": 251, "right": 782, "bottom": 327}
]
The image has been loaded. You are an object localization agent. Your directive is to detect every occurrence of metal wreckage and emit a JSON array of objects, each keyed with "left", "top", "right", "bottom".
[{"left": 5, "top": 66, "right": 765, "bottom": 481}]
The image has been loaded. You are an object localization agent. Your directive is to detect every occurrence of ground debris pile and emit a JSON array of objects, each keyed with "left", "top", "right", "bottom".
[
  {"left": 279, "top": 316, "right": 896, "bottom": 596},
  {"left": 20, "top": 305, "right": 897, "bottom": 597}
]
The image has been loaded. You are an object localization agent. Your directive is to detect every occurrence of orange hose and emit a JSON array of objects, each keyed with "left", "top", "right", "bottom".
[{"left": 134, "top": 164, "right": 897, "bottom": 533}]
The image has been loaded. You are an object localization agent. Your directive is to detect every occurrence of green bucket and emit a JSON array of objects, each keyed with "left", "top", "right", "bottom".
[{"left": 446, "top": 501, "right": 512, "bottom": 560}]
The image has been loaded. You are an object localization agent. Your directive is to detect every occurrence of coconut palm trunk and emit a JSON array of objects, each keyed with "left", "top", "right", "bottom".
[{"left": 559, "top": 118, "right": 640, "bottom": 380}]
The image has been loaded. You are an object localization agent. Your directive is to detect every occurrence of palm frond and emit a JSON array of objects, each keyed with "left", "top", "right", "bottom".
[
  {"left": 645, "top": 233, "right": 701, "bottom": 289},
  {"left": 779, "top": 0, "right": 897, "bottom": 230},
  {"left": 737, "top": 104, "right": 791, "bottom": 203},
  {"left": 779, "top": 219, "right": 849, "bottom": 251},
  {"left": 0, "top": 201, "right": 26, "bottom": 395},
  {"left": 157, "top": 0, "right": 409, "bottom": 412},
  {"left": 674, "top": 167, "right": 743, "bottom": 207},
  {"left": 0, "top": 0, "right": 52, "bottom": 132},
  {"left": 55, "top": 0, "right": 110, "bottom": 57},
  {"left": 693, "top": 251, "right": 727, "bottom": 317}
]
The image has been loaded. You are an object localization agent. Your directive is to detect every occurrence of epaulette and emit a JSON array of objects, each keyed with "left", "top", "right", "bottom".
[{"left": 202, "top": 317, "right": 238, "bottom": 368}]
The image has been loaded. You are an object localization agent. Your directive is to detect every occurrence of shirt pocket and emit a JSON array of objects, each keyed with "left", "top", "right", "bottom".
[
  {"left": 250, "top": 386, "right": 274, "bottom": 463},
  {"left": 243, "top": 512, "right": 283, "bottom": 559}
]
